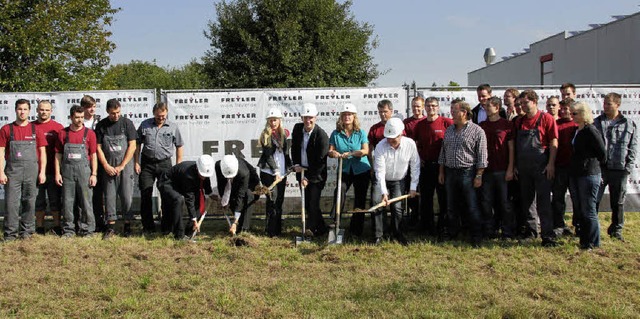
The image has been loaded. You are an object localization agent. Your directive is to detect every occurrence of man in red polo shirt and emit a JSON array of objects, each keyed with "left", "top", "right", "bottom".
[
  {"left": 515, "top": 90, "right": 559, "bottom": 247},
  {"left": 413, "top": 97, "right": 453, "bottom": 236},
  {"left": 479, "top": 97, "right": 515, "bottom": 239},
  {"left": 403, "top": 96, "right": 426, "bottom": 224},
  {"left": 552, "top": 98, "right": 578, "bottom": 237}
]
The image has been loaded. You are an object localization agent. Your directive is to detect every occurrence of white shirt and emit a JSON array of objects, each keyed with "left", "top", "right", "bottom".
[{"left": 374, "top": 136, "right": 420, "bottom": 195}]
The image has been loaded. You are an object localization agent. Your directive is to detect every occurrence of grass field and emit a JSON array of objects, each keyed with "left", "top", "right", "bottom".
[{"left": 1, "top": 213, "right": 638, "bottom": 318}]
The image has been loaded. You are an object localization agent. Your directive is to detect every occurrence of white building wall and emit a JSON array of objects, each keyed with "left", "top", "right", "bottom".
[{"left": 468, "top": 12, "right": 640, "bottom": 86}]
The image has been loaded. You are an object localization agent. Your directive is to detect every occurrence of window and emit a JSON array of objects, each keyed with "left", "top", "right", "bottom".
[{"left": 540, "top": 54, "right": 553, "bottom": 85}]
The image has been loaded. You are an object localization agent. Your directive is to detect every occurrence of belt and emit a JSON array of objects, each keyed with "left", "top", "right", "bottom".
[{"left": 142, "top": 156, "right": 171, "bottom": 164}]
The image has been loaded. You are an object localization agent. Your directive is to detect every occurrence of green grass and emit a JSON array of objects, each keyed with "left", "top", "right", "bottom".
[{"left": 1, "top": 213, "right": 639, "bottom": 318}]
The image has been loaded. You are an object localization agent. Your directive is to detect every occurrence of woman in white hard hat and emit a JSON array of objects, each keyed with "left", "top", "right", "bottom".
[
  {"left": 257, "top": 108, "right": 292, "bottom": 237},
  {"left": 328, "top": 103, "right": 371, "bottom": 237}
]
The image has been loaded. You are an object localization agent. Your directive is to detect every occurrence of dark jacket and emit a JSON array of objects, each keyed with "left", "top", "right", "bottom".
[
  {"left": 215, "top": 157, "right": 260, "bottom": 213},
  {"left": 472, "top": 104, "right": 507, "bottom": 124},
  {"left": 291, "top": 122, "right": 329, "bottom": 184},
  {"left": 593, "top": 114, "right": 638, "bottom": 172},
  {"left": 159, "top": 161, "right": 213, "bottom": 219},
  {"left": 257, "top": 134, "right": 292, "bottom": 174},
  {"left": 570, "top": 124, "right": 606, "bottom": 177}
]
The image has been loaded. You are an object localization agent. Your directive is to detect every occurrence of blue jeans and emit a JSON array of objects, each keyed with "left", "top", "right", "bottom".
[
  {"left": 570, "top": 174, "right": 601, "bottom": 248},
  {"left": 372, "top": 180, "right": 404, "bottom": 239},
  {"left": 444, "top": 168, "right": 481, "bottom": 241},
  {"left": 596, "top": 169, "right": 628, "bottom": 236}
]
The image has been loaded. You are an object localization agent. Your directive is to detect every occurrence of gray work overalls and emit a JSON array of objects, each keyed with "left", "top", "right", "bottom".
[
  {"left": 516, "top": 113, "right": 555, "bottom": 240},
  {"left": 61, "top": 128, "right": 95, "bottom": 235},
  {"left": 3, "top": 124, "right": 39, "bottom": 239},
  {"left": 102, "top": 126, "right": 134, "bottom": 222}
]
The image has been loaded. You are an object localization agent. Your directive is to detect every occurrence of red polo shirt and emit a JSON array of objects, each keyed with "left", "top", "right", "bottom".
[
  {"left": 403, "top": 116, "right": 427, "bottom": 140},
  {"left": 515, "top": 111, "right": 558, "bottom": 149},
  {"left": 414, "top": 116, "right": 453, "bottom": 162},
  {"left": 480, "top": 118, "right": 513, "bottom": 171},
  {"left": 555, "top": 118, "right": 578, "bottom": 167}
]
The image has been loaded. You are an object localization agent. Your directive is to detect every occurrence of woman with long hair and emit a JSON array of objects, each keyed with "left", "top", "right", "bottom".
[
  {"left": 328, "top": 103, "right": 371, "bottom": 237},
  {"left": 257, "top": 108, "right": 291, "bottom": 237},
  {"left": 569, "top": 101, "right": 606, "bottom": 249}
]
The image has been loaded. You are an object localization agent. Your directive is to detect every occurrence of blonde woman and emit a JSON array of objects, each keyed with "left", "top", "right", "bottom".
[
  {"left": 569, "top": 102, "right": 605, "bottom": 249},
  {"left": 328, "top": 103, "right": 370, "bottom": 237},
  {"left": 257, "top": 108, "right": 291, "bottom": 237}
]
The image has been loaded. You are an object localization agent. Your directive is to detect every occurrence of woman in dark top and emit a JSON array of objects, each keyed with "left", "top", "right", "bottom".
[
  {"left": 257, "top": 108, "right": 292, "bottom": 237},
  {"left": 569, "top": 101, "right": 606, "bottom": 249}
]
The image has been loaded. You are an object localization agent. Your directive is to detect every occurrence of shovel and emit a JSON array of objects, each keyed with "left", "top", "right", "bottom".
[
  {"left": 328, "top": 158, "right": 345, "bottom": 245},
  {"left": 295, "top": 168, "right": 311, "bottom": 245},
  {"left": 347, "top": 193, "right": 419, "bottom": 213},
  {"left": 189, "top": 211, "right": 207, "bottom": 241}
]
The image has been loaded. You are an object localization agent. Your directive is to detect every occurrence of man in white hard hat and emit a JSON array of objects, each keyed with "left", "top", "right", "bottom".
[
  {"left": 291, "top": 103, "right": 330, "bottom": 236},
  {"left": 157, "top": 154, "right": 214, "bottom": 240},
  {"left": 372, "top": 117, "right": 420, "bottom": 245},
  {"left": 215, "top": 154, "right": 260, "bottom": 235}
]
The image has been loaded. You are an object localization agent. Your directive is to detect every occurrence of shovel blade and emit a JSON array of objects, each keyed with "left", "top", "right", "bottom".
[{"left": 328, "top": 228, "right": 345, "bottom": 245}]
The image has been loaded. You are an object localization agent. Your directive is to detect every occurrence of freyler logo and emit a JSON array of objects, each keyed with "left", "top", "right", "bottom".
[
  {"left": 0, "top": 100, "right": 9, "bottom": 105},
  {"left": 268, "top": 95, "right": 303, "bottom": 101},
  {"left": 362, "top": 93, "right": 399, "bottom": 99},
  {"left": 282, "top": 111, "right": 301, "bottom": 118},
  {"left": 175, "top": 114, "right": 210, "bottom": 120},
  {"left": 173, "top": 97, "right": 209, "bottom": 104},
  {"left": 220, "top": 112, "right": 258, "bottom": 124},
  {"left": 315, "top": 93, "right": 351, "bottom": 100},
  {"left": 317, "top": 109, "right": 341, "bottom": 117},
  {"left": 27, "top": 98, "right": 56, "bottom": 105},
  {"left": 116, "top": 96, "right": 149, "bottom": 103},
  {"left": 433, "top": 96, "right": 465, "bottom": 103},
  {"left": 539, "top": 93, "right": 560, "bottom": 100},
  {"left": 122, "top": 113, "right": 148, "bottom": 119},
  {"left": 0, "top": 116, "right": 9, "bottom": 121},
  {"left": 67, "top": 97, "right": 101, "bottom": 104},
  {"left": 220, "top": 95, "right": 257, "bottom": 103},
  {"left": 362, "top": 109, "right": 400, "bottom": 118}
]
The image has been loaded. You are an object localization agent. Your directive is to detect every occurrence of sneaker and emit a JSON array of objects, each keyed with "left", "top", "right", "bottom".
[
  {"left": 36, "top": 227, "right": 45, "bottom": 235},
  {"left": 61, "top": 232, "right": 74, "bottom": 239},
  {"left": 102, "top": 229, "right": 116, "bottom": 240},
  {"left": 395, "top": 234, "right": 409, "bottom": 246}
]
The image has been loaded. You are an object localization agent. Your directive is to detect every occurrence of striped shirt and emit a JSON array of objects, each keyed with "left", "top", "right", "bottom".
[{"left": 438, "top": 121, "right": 488, "bottom": 169}]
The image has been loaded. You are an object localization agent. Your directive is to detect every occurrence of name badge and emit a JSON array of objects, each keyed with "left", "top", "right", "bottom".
[
  {"left": 109, "top": 145, "right": 123, "bottom": 152},
  {"left": 16, "top": 152, "right": 22, "bottom": 157},
  {"left": 435, "top": 130, "right": 443, "bottom": 133},
  {"left": 68, "top": 153, "right": 82, "bottom": 159}
]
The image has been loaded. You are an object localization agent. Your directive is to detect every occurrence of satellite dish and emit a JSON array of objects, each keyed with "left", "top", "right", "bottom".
[{"left": 484, "top": 47, "right": 496, "bottom": 66}]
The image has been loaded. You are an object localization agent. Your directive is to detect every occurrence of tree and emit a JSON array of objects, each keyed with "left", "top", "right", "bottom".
[
  {"left": 100, "top": 60, "right": 211, "bottom": 91},
  {"left": 0, "top": 0, "right": 118, "bottom": 92},
  {"left": 202, "top": 0, "right": 380, "bottom": 88}
]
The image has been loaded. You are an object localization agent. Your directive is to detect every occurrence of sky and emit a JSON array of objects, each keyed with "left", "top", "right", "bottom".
[{"left": 109, "top": 0, "right": 640, "bottom": 88}]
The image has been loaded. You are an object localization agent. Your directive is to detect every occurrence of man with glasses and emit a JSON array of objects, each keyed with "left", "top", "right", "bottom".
[{"left": 414, "top": 97, "right": 452, "bottom": 236}]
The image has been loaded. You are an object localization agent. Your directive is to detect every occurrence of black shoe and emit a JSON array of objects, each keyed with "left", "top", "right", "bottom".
[
  {"left": 36, "top": 227, "right": 45, "bottom": 235},
  {"left": 123, "top": 224, "right": 132, "bottom": 238},
  {"left": 611, "top": 232, "right": 625, "bottom": 242},
  {"left": 50, "top": 226, "right": 63, "bottom": 236},
  {"left": 395, "top": 234, "right": 409, "bottom": 246},
  {"left": 471, "top": 238, "right": 482, "bottom": 248},
  {"left": 102, "top": 229, "right": 116, "bottom": 240},
  {"left": 541, "top": 239, "right": 559, "bottom": 247}
]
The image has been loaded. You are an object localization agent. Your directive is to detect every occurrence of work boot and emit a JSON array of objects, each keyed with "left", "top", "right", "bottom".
[
  {"left": 102, "top": 228, "right": 116, "bottom": 240},
  {"left": 123, "top": 223, "right": 132, "bottom": 238},
  {"left": 36, "top": 227, "right": 45, "bottom": 235}
]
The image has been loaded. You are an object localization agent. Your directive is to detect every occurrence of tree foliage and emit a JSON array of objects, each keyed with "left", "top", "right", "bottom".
[
  {"left": 202, "top": 0, "right": 380, "bottom": 88},
  {"left": 0, "top": 0, "right": 118, "bottom": 92},
  {"left": 99, "top": 60, "right": 211, "bottom": 91}
]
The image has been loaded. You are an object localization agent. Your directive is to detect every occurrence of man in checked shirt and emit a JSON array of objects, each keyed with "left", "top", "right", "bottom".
[{"left": 438, "top": 99, "right": 488, "bottom": 247}]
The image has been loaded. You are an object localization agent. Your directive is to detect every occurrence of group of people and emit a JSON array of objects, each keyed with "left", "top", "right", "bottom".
[{"left": 1, "top": 83, "right": 636, "bottom": 249}]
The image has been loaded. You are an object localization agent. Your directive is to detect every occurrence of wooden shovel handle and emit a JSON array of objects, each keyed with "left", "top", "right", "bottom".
[{"left": 366, "top": 193, "right": 419, "bottom": 212}]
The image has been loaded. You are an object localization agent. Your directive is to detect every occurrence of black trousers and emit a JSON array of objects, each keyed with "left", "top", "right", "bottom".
[
  {"left": 304, "top": 181, "right": 327, "bottom": 235},
  {"left": 139, "top": 158, "right": 172, "bottom": 232},
  {"left": 260, "top": 172, "right": 286, "bottom": 237},
  {"left": 332, "top": 170, "right": 370, "bottom": 236},
  {"left": 158, "top": 182, "right": 186, "bottom": 239},
  {"left": 419, "top": 162, "right": 447, "bottom": 235}
]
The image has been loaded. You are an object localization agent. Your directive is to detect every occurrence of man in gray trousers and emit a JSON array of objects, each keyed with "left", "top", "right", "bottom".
[
  {"left": 95, "top": 98, "right": 137, "bottom": 239},
  {"left": 0, "top": 99, "right": 47, "bottom": 241}
]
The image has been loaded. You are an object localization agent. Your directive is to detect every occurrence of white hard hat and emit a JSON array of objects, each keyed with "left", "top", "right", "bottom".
[
  {"left": 266, "top": 108, "right": 283, "bottom": 119},
  {"left": 383, "top": 117, "right": 404, "bottom": 138},
  {"left": 219, "top": 155, "right": 239, "bottom": 178},
  {"left": 341, "top": 103, "right": 357, "bottom": 114},
  {"left": 301, "top": 103, "right": 318, "bottom": 117},
  {"left": 196, "top": 154, "right": 215, "bottom": 178}
]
